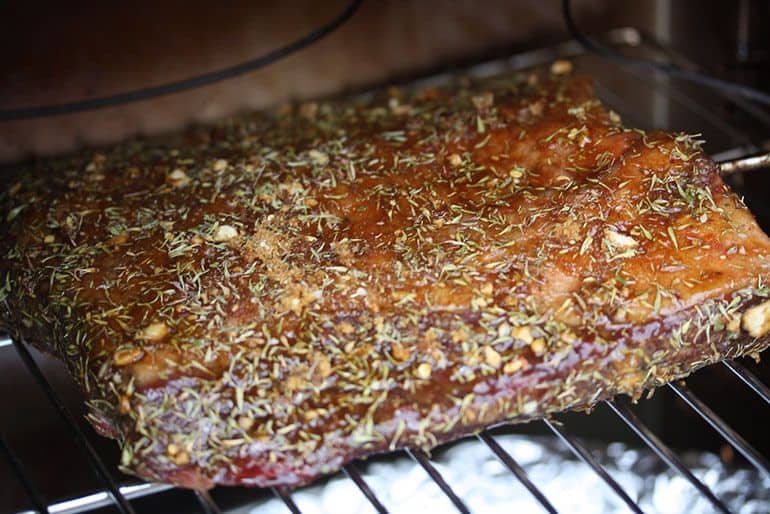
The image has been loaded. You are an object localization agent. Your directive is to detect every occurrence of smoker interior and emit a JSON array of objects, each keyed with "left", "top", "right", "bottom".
[{"left": 2, "top": 28, "right": 770, "bottom": 514}]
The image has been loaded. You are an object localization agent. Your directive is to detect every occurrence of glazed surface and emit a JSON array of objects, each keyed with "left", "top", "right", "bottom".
[{"left": 2, "top": 69, "right": 770, "bottom": 488}]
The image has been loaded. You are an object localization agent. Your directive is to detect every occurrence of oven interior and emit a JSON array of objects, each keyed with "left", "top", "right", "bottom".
[{"left": 2, "top": 5, "right": 770, "bottom": 514}]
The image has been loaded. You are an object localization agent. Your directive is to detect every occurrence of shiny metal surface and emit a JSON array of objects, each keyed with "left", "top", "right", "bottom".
[{"left": 245, "top": 433, "right": 770, "bottom": 514}]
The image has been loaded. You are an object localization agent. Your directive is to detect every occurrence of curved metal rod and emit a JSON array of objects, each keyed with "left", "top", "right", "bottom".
[{"left": 606, "top": 401, "right": 731, "bottom": 514}]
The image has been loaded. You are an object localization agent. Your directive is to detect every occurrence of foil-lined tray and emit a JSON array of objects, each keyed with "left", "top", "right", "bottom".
[{"left": 248, "top": 434, "right": 770, "bottom": 514}]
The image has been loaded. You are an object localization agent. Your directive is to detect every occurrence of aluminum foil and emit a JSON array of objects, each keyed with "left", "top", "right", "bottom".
[{"left": 246, "top": 434, "right": 770, "bottom": 514}]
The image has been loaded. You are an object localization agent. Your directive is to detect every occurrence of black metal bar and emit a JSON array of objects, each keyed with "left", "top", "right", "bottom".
[
  {"left": 406, "top": 449, "right": 471, "bottom": 514},
  {"left": 0, "top": 435, "right": 50, "bottom": 514},
  {"left": 722, "top": 360, "right": 770, "bottom": 406},
  {"left": 477, "top": 431, "right": 558, "bottom": 514},
  {"left": 543, "top": 419, "right": 644, "bottom": 514},
  {"left": 272, "top": 486, "right": 302, "bottom": 514},
  {"left": 668, "top": 382, "right": 770, "bottom": 479},
  {"left": 194, "top": 490, "right": 223, "bottom": 514},
  {"left": 10, "top": 338, "right": 136, "bottom": 514},
  {"left": 342, "top": 463, "right": 389, "bottom": 514},
  {"left": 605, "top": 401, "right": 732, "bottom": 514}
]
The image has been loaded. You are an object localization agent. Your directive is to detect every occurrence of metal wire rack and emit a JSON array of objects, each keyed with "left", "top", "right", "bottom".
[{"left": 3, "top": 27, "right": 770, "bottom": 514}]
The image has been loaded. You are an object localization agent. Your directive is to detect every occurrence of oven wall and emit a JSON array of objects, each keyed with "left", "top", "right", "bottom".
[{"left": 0, "top": 0, "right": 660, "bottom": 163}]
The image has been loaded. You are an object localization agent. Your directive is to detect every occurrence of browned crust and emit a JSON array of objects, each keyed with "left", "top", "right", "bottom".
[{"left": 2, "top": 68, "right": 770, "bottom": 489}]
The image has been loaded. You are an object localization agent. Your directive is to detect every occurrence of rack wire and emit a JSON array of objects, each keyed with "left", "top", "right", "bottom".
[
  {"left": 5, "top": 327, "right": 770, "bottom": 514},
  {"left": 3, "top": 27, "right": 770, "bottom": 514}
]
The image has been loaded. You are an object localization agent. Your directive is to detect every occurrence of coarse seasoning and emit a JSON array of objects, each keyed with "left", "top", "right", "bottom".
[{"left": 2, "top": 66, "right": 770, "bottom": 489}]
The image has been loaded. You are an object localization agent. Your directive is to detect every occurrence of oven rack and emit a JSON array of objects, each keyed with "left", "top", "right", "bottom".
[
  {"left": 3, "top": 335, "right": 770, "bottom": 514},
  {"left": 3, "top": 26, "right": 770, "bottom": 513}
]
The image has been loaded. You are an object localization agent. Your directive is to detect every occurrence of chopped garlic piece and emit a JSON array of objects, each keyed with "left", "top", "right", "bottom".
[
  {"left": 308, "top": 149, "right": 329, "bottom": 166},
  {"left": 511, "top": 325, "right": 534, "bottom": 344},
  {"left": 504, "top": 357, "right": 528, "bottom": 374},
  {"left": 213, "top": 224, "right": 239, "bottom": 242},
  {"left": 483, "top": 346, "right": 502, "bottom": 368},
  {"left": 168, "top": 168, "right": 190, "bottom": 187},
  {"left": 415, "top": 362, "right": 432, "bottom": 379},
  {"left": 604, "top": 228, "right": 639, "bottom": 250},
  {"left": 550, "top": 60, "right": 573, "bottom": 75},
  {"left": 530, "top": 338, "right": 546, "bottom": 355},
  {"left": 742, "top": 299, "right": 770, "bottom": 337},
  {"left": 139, "top": 321, "right": 169, "bottom": 341},
  {"left": 113, "top": 346, "right": 144, "bottom": 366},
  {"left": 447, "top": 154, "right": 463, "bottom": 167}
]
